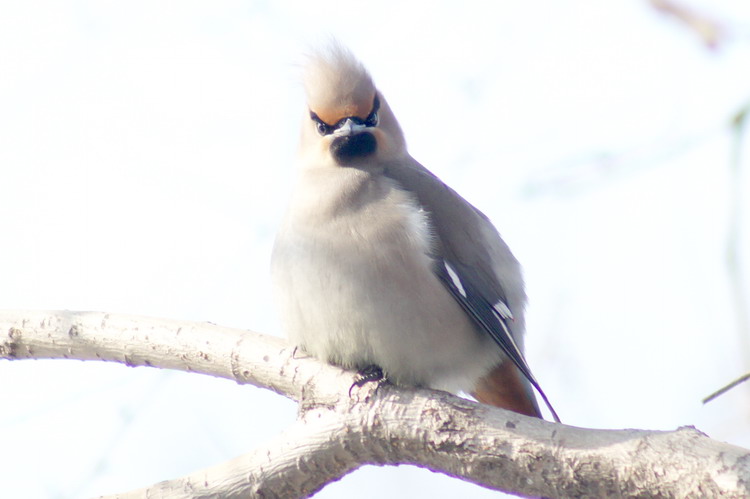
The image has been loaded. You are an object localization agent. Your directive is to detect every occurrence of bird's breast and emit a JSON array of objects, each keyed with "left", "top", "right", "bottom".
[{"left": 271, "top": 168, "right": 502, "bottom": 392}]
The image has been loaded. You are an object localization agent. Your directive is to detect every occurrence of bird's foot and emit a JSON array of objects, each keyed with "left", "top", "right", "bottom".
[{"left": 349, "top": 365, "right": 387, "bottom": 397}]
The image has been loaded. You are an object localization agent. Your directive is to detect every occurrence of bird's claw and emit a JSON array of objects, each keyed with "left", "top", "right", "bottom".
[{"left": 349, "top": 365, "right": 386, "bottom": 397}]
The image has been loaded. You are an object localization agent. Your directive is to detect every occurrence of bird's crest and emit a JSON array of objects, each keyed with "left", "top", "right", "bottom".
[{"left": 303, "top": 43, "right": 377, "bottom": 126}]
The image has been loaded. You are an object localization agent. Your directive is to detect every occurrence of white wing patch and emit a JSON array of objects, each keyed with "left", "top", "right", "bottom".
[
  {"left": 443, "top": 261, "right": 467, "bottom": 298},
  {"left": 492, "top": 300, "right": 514, "bottom": 320}
]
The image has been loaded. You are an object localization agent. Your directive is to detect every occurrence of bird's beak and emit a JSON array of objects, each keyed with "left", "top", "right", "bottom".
[{"left": 333, "top": 118, "right": 366, "bottom": 137}]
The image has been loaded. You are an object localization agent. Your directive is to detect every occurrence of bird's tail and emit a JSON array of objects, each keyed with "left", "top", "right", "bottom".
[{"left": 472, "top": 361, "right": 546, "bottom": 420}]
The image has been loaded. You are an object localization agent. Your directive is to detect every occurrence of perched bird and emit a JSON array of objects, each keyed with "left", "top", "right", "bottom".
[{"left": 272, "top": 43, "right": 559, "bottom": 422}]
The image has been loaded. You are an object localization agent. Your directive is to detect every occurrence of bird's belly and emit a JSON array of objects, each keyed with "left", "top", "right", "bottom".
[{"left": 273, "top": 193, "right": 502, "bottom": 393}]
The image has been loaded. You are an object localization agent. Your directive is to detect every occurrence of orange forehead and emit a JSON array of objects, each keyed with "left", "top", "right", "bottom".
[{"left": 312, "top": 97, "right": 374, "bottom": 125}]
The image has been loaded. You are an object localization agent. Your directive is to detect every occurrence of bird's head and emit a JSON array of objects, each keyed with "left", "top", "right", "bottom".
[{"left": 300, "top": 43, "right": 406, "bottom": 168}]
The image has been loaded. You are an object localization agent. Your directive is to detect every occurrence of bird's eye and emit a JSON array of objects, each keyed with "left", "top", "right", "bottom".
[
  {"left": 365, "top": 95, "right": 380, "bottom": 127},
  {"left": 365, "top": 111, "right": 378, "bottom": 127},
  {"left": 310, "top": 111, "right": 332, "bottom": 136}
]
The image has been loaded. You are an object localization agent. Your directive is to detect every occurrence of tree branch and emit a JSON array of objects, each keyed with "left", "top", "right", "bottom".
[
  {"left": 0, "top": 310, "right": 343, "bottom": 403},
  {"left": 3, "top": 311, "right": 750, "bottom": 498}
]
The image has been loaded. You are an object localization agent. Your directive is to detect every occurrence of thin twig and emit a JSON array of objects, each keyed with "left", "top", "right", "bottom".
[{"left": 703, "top": 372, "right": 750, "bottom": 404}]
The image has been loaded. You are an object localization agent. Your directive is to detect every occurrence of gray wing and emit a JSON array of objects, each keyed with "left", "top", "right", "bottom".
[{"left": 383, "top": 158, "right": 560, "bottom": 422}]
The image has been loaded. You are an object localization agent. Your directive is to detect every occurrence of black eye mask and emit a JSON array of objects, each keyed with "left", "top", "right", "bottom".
[{"left": 310, "top": 95, "right": 380, "bottom": 136}]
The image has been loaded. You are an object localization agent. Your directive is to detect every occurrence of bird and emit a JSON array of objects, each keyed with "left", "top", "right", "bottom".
[{"left": 271, "top": 43, "right": 559, "bottom": 422}]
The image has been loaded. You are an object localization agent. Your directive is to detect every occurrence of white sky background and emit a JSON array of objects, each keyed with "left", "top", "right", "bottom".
[{"left": 1, "top": 1, "right": 749, "bottom": 497}]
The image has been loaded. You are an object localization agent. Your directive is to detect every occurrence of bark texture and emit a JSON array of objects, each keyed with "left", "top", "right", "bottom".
[{"left": 2, "top": 311, "right": 749, "bottom": 498}]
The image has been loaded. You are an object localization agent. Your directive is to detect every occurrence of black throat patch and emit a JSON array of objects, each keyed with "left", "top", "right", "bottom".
[{"left": 331, "top": 131, "right": 377, "bottom": 164}]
